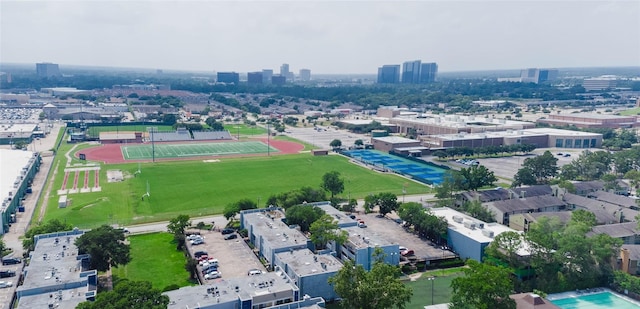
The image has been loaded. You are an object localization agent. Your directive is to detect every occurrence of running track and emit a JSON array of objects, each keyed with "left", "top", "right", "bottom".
[
  {"left": 83, "top": 171, "right": 89, "bottom": 189},
  {"left": 61, "top": 172, "right": 70, "bottom": 190},
  {"left": 72, "top": 172, "right": 79, "bottom": 190}
]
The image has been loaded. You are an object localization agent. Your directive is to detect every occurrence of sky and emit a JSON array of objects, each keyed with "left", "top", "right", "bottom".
[{"left": 1, "top": 0, "right": 639, "bottom": 74}]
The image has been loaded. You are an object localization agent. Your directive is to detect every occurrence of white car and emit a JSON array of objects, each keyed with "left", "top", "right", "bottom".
[
  {"left": 0, "top": 281, "right": 13, "bottom": 288},
  {"left": 204, "top": 271, "right": 221, "bottom": 280},
  {"left": 199, "top": 258, "right": 219, "bottom": 267}
]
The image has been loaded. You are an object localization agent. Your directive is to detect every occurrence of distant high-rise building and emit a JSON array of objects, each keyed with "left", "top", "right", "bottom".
[
  {"left": 217, "top": 72, "right": 240, "bottom": 84},
  {"left": 280, "top": 63, "right": 294, "bottom": 81},
  {"left": 36, "top": 62, "right": 60, "bottom": 78},
  {"left": 402, "top": 60, "right": 421, "bottom": 84},
  {"left": 299, "top": 69, "right": 311, "bottom": 81},
  {"left": 262, "top": 69, "right": 273, "bottom": 84},
  {"left": 377, "top": 65, "right": 401, "bottom": 84},
  {"left": 520, "top": 68, "right": 558, "bottom": 84},
  {"left": 272, "top": 75, "right": 286, "bottom": 85},
  {"left": 582, "top": 76, "right": 618, "bottom": 91},
  {"left": 247, "top": 72, "right": 263, "bottom": 84},
  {"left": 420, "top": 62, "right": 438, "bottom": 83}
]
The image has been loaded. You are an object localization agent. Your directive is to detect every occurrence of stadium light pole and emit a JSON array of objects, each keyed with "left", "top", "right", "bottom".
[
  {"left": 151, "top": 128, "right": 155, "bottom": 163},
  {"left": 267, "top": 122, "right": 270, "bottom": 157}
]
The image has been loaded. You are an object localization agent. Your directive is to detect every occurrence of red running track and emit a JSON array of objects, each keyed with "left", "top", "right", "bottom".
[
  {"left": 61, "top": 172, "right": 69, "bottom": 190},
  {"left": 94, "top": 170, "right": 100, "bottom": 188},
  {"left": 82, "top": 139, "right": 306, "bottom": 164},
  {"left": 72, "top": 172, "right": 79, "bottom": 190},
  {"left": 83, "top": 171, "right": 89, "bottom": 189}
]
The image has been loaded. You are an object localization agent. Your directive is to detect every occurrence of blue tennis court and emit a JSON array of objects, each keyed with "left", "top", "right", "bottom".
[{"left": 343, "top": 150, "right": 447, "bottom": 185}]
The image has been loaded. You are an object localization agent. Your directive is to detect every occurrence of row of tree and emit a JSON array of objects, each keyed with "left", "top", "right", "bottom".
[
  {"left": 397, "top": 202, "right": 448, "bottom": 242},
  {"left": 432, "top": 143, "right": 536, "bottom": 159}
]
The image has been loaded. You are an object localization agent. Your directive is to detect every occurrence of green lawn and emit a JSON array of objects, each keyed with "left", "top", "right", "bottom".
[
  {"left": 619, "top": 107, "right": 640, "bottom": 116},
  {"left": 224, "top": 124, "right": 266, "bottom": 136},
  {"left": 121, "top": 141, "right": 277, "bottom": 160},
  {"left": 86, "top": 125, "right": 174, "bottom": 138},
  {"left": 44, "top": 145, "right": 430, "bottom": 227},
  {"left": 112, "top": 233, "right": 193, "bottom": 290},
  {"left": 404, "top": 272, "right": 463, "bottom": 308}
]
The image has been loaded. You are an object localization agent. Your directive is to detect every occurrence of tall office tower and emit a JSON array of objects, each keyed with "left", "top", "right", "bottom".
[
  {"left": 377, "top": 65, "right": 401, "bottom": 84},
  {"left": 419, "top": 62, "right": 438, "bottom": 83},
  {"left": 262, "top": 69, "right": 273, "bottom": 84},
  {"left": 520, "top": 68, "right": 558, "bottom": 84},
  {"left": 280, "top": 63, "right": 294, "bottom": 81},
  {"left": 247, "top": 72, "right": 263, "bottom": 84},
  {"left": 36, "top": 62, "right": 61, "bottom": 78},
  {"left": 299, "top": 69, "right": 311, "bottom": 81},
  {"left": 272, "top": 75, "right": 286, "bottom": 85},
  {"left": 402, "top": 60, "right": 421, "bottom": 84},
  {"left": 217, "top": 72, "right": 240, "bottom": 84}
]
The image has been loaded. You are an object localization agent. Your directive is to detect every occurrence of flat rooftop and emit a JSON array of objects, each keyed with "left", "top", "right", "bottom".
[
  {"left": 431, "top": 207, "right": 521, "bottom": 244},
  {"left": 391, "top": 114, "right": 533, "bottom": 128},
  {"left": 343, "top": 226, "right": 395, "bottom": 249},
  {"left": 243, "top": 209, "right": 308, "bottom": 250},
  {"left": 20, "top": 234, "right": 86, "bottom": 291},
  {"left": 275, "top": 249, "right": 342, "bottom": 276},
  {"left": 0, "top": 123, "right": 38, "bottom": 137},
  {"left": 372, "top": 136, "right": 419, "bottom": 144},
  {"left": 0, "top": 149, "right": 37, "bottom": 209},
  {"left": 553, "top": 113, "right": 636, "bottom": 120},
  {"left": 165, "top": 271, "right": 296, "bottom": 308},
  {"left": 428, "top": 127, "right": 601, "bottom": 141},
  {"left": 17, "top": 288, "right": 89, "bottom": 309},
  {"left": 316, "top": 203, "right": 358, "bottom": 228}
]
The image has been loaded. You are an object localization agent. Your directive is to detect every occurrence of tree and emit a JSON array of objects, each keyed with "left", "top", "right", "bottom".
[
  {"left": 376, "top": 192, "right": 400, "bottom": 216},
  {"left": 75, "top": 225, "right": 131, "bottom": 272},
  {"left": 512, "top": 166, "right": 538, "bottom": 187},
  {"left": 329, "top": 250, "right": 412, "bottom": 309},
  {"left": 224, "top": 198, "right": 258, "bottom": 221},
  {"left": 330, "top": 139, "right": 342, "bottom": 149},
  {"left": 309, "top": 214, "right": 348, "bottom": 250},
  {"left": 450, "top": 260, "right": 516, "bottom": 309},
  {"left": 321, "top": 171, "right": 345, "bottom": 199},
  {"left": 354, "top": 139, "right": 364, "bottom": 148},
  {"left": 285, "top": 205, "right": 324, "bottom": 232},
  {"left": 23, "top": 219, "right": 73, "bottom": 252},
  {"left": 458, "top": 165, "right": 497, "bottom": 191},
  {"left": 520, "top": 151, "right": 558, "bottom": 184},
  {"left": 485, "top": 231, "right": 524, "bottom": 268},
  {"left": 77, "top": 280, "right": 169, "bottom": 309},
  {"left": 167, "top": 214, "right": 191, "bottom": 237},
  {"left": 205, "top": 117, "right": 224, "bottom": 131}
]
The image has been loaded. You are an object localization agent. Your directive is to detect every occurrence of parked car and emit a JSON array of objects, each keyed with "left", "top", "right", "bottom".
[
  {"left": 2, "top": 258, "right": 21, "bottom": 265},
  {"left": 563, "top": 153, "right": 571, "bottom": 157},
  {"left": 0, "top": 270, "right": 16, "bottom": 278},
  {"left": 248, "top": 269, "right": 264, "bottom": 276},
  {"left": 0, "top": 281, "right": 13, "bottom": 288},
  {"left": 197, "top": 255, "right": 210, "bottom": 262},
  {"left": 194, "top": 251, "right": 208, "bottom": 258},
  {"left": 224, "top": 233, "right": 238, "bottom": 240},
  {"left": 221, "top": 228, "right": 235, "bottom": 235},
  {"left": 401, "top": 249, "right": 415, "bottom": 256},
  {"left": 200, "top": 258, "right": 218, "bottom": 267},
  {"left": 187, "top": 234, "right": 202, "bottom": 241},
  {"left": 202, "top": 265, "right": 218, "bottom": 274},
  {"left": 358, "top": 222, "right": 367, "bottom": 228},
  {"left": 190, "top": 238, "right": 204, "bottom": 245},
  {"left": 204, "top": 271, "right": 222, "bottom": 280}
]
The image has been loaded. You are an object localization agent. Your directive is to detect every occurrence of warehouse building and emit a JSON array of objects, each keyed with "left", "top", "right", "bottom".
[
  {"left": 0, "top": 149, "right": 41, "bottom": 234},
  {"left": 537, "top": 113, "right": 639, "bottom": 129}
]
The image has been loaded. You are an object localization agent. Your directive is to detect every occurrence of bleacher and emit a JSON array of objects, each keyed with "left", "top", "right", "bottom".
[
  {"left": 150, "top": 129, "right": 192, "bottom": 142},
  {"left": 192, "top": 131, "right": 233, "bottom": 141}
]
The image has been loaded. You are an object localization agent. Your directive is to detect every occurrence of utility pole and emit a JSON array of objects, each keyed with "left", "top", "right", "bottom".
[
  {"left": 267, "top": 122, "right": 270, "bottom": 156},
  {"left": 151, "top": 128, "right": 156, "bottom": 163}
]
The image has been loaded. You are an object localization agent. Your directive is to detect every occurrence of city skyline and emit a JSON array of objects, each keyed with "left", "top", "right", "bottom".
[{"left": 1, "top": 1, "right": 639, "bottom": 74}]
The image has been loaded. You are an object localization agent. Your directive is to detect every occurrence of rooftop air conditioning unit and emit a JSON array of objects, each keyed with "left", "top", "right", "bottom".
[
  {"left": 482, "top": 230, "right": 495, "bottom": 238},
  {"left": 452, "top": 216, "right": 463, "bottom": 223},
  {"left": 463, "top": 221, "right": 476, "bottom": 230}
]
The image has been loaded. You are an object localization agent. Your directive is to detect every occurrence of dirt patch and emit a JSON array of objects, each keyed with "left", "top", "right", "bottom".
[{"left": 107, "top": 170, "right": 123, "bottom": 182}]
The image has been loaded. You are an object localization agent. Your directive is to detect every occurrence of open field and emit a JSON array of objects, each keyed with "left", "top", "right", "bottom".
[
  {"left": 43, "top": 148, "right": 430, "bottom": 227},
  {"left": 223, "top": 123, "right": 266, "bottom": 136},
  {"left": 112, "top": 233, "right": 193, "bottom": 290},
  {"left": 121, "top": 141, "right": 277, "bottom": 160},
  {"left": 404, "top": 272, "right": 463, "bottom": 308},
  {"left": 619, "top": 107, "right": 640, "bottom": 116}
]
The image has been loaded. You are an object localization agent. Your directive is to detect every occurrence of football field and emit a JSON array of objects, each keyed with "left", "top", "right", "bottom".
[{"left": 121, "top": 141, "right": 278, "bottom": 160}]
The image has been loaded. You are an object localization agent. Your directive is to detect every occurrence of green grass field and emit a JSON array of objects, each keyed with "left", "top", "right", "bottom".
[
  {"left": 112, "top": 233, "right": 194, "bottom": 290},
  {"left": 121, "top": 141, "right": 277, "bottom": 160},
  {"left": 404, "top": 272, "right": 463, "bottom": 308},
  {"left": 223, "top": 124, "right": 266, "bottom": 136},
  {"left": 86, "top": 125, "right": 174, "bottom": 138},
  {"left": 43, "top": 148, "right": 431, "bottom": 227},
  {"left": 619, "top": 107, "right": 640, "bottom": 116}
]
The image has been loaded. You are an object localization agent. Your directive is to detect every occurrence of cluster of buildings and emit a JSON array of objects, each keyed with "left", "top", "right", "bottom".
[
  {"left": 217, "top": 63, "right": 312, "bottom": 85},
  {"left": 377, "top": 60, "right": 438, "bottom": 84}
]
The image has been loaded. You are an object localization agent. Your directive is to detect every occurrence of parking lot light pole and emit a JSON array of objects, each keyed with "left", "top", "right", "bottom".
[{"left": 427, "top": 276, "right": 435, "bottom": 305}]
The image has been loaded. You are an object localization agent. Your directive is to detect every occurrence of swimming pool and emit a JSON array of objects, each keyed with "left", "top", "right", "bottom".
[{"left": 550, "top": 291, "right": 640, "bottom": 309}]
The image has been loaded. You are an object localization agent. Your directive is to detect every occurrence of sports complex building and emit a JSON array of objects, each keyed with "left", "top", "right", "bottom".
[{"left": 0, "top": 149, "right": 41, "bottom": 235}]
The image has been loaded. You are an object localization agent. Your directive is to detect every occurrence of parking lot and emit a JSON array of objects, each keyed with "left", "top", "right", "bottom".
[
  {"left": 187, "top": 229, "right": 265, "bottom": 282},
  {"left": 285, "top": 126, "right": 367, "bottom": 149},
  {"left": 0, "top": 261, "right": 21, "bottom": 305},
  {"left": 354, "top": 212, "right": 457, "bottom": 262}
]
